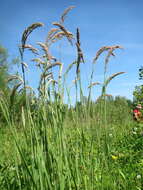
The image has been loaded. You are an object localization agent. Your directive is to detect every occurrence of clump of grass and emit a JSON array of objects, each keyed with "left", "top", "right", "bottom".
[
  {"left": 19, "top": 22, "right": 44, "bottom": 89},
  {"left": 0, "top": 6, "right": 139, "bottom": 190}
]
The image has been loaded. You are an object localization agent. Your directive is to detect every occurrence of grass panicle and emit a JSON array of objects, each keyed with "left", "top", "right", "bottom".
[
  {"left": 52, "top": 22, "right": 73, "bottom": 45},
  {"left": 60, "top": 6, "right": 75, "bottom": 23}
]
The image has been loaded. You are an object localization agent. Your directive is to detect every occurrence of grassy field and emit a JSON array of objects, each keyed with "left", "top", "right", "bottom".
[
  {"left": 0, "top": 6, "right": 143, "bottom": 190},
  {"left": 1, "top": 96, "right": 143, "bottom": 190}
]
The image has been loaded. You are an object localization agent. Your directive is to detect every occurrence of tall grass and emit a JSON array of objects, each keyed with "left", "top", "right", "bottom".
[
  {"left": 0, "top": 96, "right": 135, "bottom": 190},
  {"left": 0, "top": 6, "right": 142, "bottom": 190}
]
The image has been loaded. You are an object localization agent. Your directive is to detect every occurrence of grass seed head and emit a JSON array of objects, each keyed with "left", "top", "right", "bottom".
[
  {"left": 20, "top": 44, "right": 39, "bottom": 55},
  {"left": 37, "top": 42, "right": 48, "bottom": 54},
  {"left": 21, "top": 62, "right": 28, "bottom": 69},
  {"left": 46, "top": 28, "right": 60, "bottom": 44},
  {"left": 93, "top": 45, "right": 123, "bottom": 64},
  {"left": 60, "top": 6, "right": 75, "bottom": 23},
  {"left": 7, "top": 75, "right": 24, "bottom": 83},
  {"left": 52, "top": 22, "right": 73, "bottom": 45},
  {"left": 88, "top": 82, "right": 101, "bottom": 88},
  {"left": 21, "top": 22, "right": 44, "bottom": 50},
  {"left": 45, "top": 62, "right": 62, "bottom": 72}
]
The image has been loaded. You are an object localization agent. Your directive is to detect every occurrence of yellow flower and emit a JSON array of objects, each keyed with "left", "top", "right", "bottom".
[{"left": 111, "top": 155, "right": 118, "bottom": 160}]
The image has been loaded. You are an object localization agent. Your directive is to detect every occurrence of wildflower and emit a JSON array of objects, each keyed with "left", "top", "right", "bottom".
[
  {"left": 10, "top": 166, "right": 15, "bottom": 171},
  {"left": 109, "top": 133, "right": 113, "bottom": 137},
  {"left": 132, "top": 131, "right": 137, "bottom": 135},
  {"left": 137, "top": 174, "right": 141, "bottom": 179},
  {"left": 111, "top": 155, "right": 118, "bottom": 160}
]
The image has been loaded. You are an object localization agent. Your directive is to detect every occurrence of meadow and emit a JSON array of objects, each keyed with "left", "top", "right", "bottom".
[{"left": 0, "top": 6, "right": 143, "bottom": 190}]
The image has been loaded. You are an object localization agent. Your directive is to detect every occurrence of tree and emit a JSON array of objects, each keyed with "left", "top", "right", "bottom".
[
  {"left": 133, "top": 66, "right": 143, "bottom": 105},
  {"left": 133, "top": 85, "right": 143, "bottom": 104},
  {"left": 0, "top": 45, "right": 9, "bottom": 92},
  {"left": 139, "top": 66, "right": 143, "bottom": 80},
  {"left": 0, "top": 45, "right": 20, "bottom": 94}
]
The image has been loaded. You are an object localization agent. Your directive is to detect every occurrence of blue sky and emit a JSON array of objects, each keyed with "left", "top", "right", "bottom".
[{"left": 1, "top": 0, "right": 143, "bottom": 101}]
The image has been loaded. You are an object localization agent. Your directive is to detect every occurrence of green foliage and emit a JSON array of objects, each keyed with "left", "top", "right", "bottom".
[
  {"left": 0, "top": 45, "right": 19, "bottom": 93},
  {"left": 133, "top": 66, "right": 143, "bottom": 105},
  {"left": 0, "top": 45, "right": 9, "bottom": 92},
  {"left": 139, "top": 66, "right": 143, "bottom": 80},
  {"left": 111, "top": 124, "right": 143, "bottom": 189},
  {"left": 0, "top": 98, "right": 140, "bottom": 190},
  {"left": 133, "top": 85, "right": 143, "bottom": 104}
]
